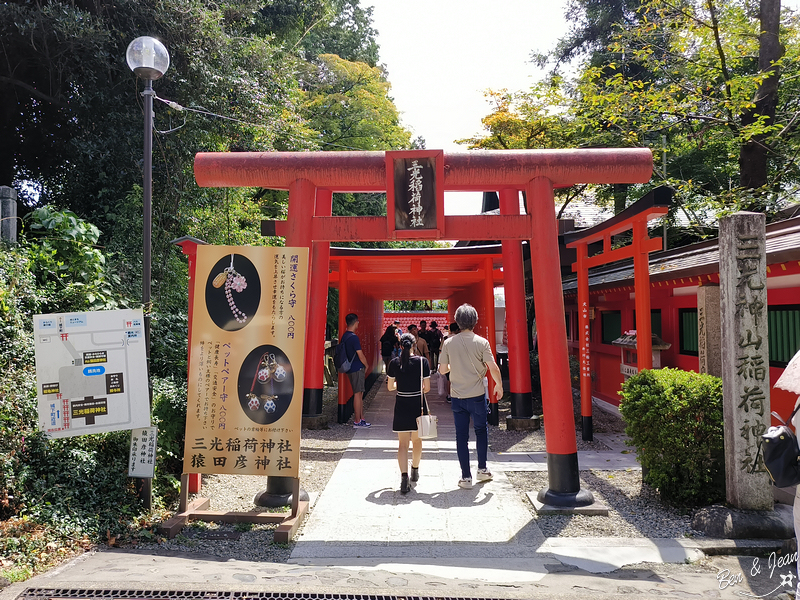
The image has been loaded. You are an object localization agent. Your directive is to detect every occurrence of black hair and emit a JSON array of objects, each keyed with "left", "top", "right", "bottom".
[
  {"left": 399, "top": 333, "right": 415, "bottom": 372},
  {"left": 345, "top": 313, "right": 358, "bottom": 327},
  {"left": 449, "top": 322, "right": 460, "bottom": 333}
]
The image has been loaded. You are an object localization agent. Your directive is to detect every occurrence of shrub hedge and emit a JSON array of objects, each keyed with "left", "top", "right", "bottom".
[{"left": 619, "top": 368, "right": 725, "bottom": 506}]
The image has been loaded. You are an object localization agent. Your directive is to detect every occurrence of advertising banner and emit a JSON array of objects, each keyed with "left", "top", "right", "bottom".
[
  {"left": 33, "top": 309, "right": 151, "bottom": 438},
  {"left": 183, "top": 246, "right": 309, "bottom": 478}
]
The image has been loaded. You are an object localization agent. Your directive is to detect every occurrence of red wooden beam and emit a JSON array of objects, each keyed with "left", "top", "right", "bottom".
[
  {"left": 262, "top": 214, "right": 535, "bottom": 241},
  {"left": 576, "top": 236, "right": 663, "bottom": 270},
  {"left": 196, "top": 149, "right": 653, "bottom": 191}
]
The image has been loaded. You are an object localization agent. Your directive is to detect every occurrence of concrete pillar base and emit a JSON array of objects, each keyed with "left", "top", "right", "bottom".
[
  {"left": 506, "top": 415, "right": 541, "bottom": 431},
  {"left": 302, "top": 415, "right": 328, "bottom": 430}
]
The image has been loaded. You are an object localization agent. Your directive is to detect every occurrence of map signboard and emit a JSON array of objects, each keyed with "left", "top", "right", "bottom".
[{"left": 33, "top": 309, "right": 151, "bottom": 438}]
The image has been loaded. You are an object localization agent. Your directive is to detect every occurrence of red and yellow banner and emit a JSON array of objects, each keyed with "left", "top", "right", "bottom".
[{"left": 183, "top": 246, "right": 308, "bottom": 478}]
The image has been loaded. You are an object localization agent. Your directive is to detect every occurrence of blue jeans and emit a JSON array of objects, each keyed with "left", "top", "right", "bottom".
[{"left": 451, "top": 394, "right": 488, "bottom": 479}]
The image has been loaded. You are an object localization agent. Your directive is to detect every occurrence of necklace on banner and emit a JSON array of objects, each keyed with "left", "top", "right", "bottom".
[{"left": 212, "top": 253, "right": 248, "bottom": 324}]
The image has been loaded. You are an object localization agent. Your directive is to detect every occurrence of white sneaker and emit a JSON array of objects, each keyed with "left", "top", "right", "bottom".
[
  {"left": 458, "top": 477, "right": 473, "bottom": 489},
  {"left": 476, "top": 468, "right": 493, "bottom": 482}
]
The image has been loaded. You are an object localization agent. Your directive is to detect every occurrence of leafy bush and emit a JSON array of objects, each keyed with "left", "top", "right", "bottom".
[
  {"left": 151, "top": 377, "right": 188, "bottom": 505},
  {"left": 619, "top": 368, "right": 724, "bottom": 506},
  {"left": 23, "top": 207, "right": 121, "bottom": 312},
  {"left": 1, "top": 220, "right": 145, "bottom": 546}
]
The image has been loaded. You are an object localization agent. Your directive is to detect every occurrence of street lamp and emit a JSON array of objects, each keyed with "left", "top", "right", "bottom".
[{"left": 127, "top": 36, "right": 169, "bottom": 509}]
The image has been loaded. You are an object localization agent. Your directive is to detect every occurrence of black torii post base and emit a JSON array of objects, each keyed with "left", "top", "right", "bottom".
[
  {"left": 537, "top": 452, "right": 595, "bottom": 507},
  {"left": 254, "top": 476, "right": 309, "bottom": 508}
]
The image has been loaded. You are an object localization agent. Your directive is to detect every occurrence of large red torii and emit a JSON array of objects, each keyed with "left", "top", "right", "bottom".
[{"left": 194, "top": 148, "right": 653, "bottom": 508}]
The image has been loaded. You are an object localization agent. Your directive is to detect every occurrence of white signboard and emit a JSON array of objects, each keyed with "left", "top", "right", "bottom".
[
  {"left": 128, "top": 427, "right": 158, "bottom": 478},
  {"left": 621, "top": 363, "right": 639, "bottom": 379},
  {"left": 33, "top": 309, "right": 151, "bottom": 438}
]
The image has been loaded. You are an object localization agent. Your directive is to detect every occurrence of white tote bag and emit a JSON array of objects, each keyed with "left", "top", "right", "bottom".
[{"left": 416, "top": 358, "right": 438, "bottom": 439}]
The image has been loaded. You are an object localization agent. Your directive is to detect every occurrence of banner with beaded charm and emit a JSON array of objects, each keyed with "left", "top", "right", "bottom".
[{"left": 183, "top": 246, "right": 309, "bottom": 478}]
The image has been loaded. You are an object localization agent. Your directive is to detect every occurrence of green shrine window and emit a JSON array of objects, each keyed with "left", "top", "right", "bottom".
[
  {"left": 633, "top": 309, "right": 662, "bottom": 338},
  {"left": 601, "top": 311, "right": 622, "bottom": 345},
  {"left": 679, "top": 308, "right": 699, "bottom": 356},
  {"left": 768, "top": 305, "right": 800, "bottom": 367}
]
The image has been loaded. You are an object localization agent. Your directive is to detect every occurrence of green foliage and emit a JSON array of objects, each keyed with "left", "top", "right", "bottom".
[
  {"left": 467, "top": 0, "right": 800, "bottom": 224},
  {"left": 151, "top": 377, "right": 188, "bottom": 505},
  {"left": 301, "top": 54, "right": 412, "bottom": 151},
  {"left": 0, "top": 221, "right": 146, "bottom": 575},
  {"left": 529, "top": 352, "right": 580, "bottom": 397},
  {"left": 23, "top": 207, "right": 122, "bottom": 312},
  {"left": 619, "top": 368, "right": 725, "bottom": 506}
]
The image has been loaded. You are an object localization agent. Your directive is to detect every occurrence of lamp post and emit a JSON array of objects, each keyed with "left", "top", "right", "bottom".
[{"left": 127, "top": 36, "right": 169, "bottom": 509}]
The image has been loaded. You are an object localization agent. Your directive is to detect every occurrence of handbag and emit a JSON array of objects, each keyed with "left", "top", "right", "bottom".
[
  {"left": 756, "top": 403, "right": 800, "bottom": 487},
  {"left": 416, "top": 358, "right": 438, "bottom": 439}
]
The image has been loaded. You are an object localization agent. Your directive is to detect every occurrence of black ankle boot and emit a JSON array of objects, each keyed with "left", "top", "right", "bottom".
[
  {"left": 400, "top": 473, "right": 410, "bottom": 494},
  {"left": 410, "top": 466, "right": 419, "bottom": 482}
]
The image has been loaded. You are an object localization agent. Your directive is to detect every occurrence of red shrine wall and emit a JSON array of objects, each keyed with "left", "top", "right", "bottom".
[
  {"left": 564, "top": 268, "right": 800, "bottom": 422},
  {"left": 382, "top": 312, "right": 449, "bottom": 333}
]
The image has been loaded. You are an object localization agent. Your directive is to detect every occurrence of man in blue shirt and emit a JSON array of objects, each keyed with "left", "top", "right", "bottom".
[{"left": 342, "top": 313, "right": 370, "bottom": 428}]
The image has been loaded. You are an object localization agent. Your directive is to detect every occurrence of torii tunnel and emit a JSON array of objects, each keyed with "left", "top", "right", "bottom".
[{"left": 194, "top": 148, "right": 653, "bottom": 507}]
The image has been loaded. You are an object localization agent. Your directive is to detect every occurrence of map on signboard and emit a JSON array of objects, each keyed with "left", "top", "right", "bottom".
[{"left": 33, "top": 309, "right": 151, "bottom": 438}]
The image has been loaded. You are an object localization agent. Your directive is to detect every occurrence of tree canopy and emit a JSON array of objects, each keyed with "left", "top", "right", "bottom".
[{"left": 466, "top": 0, "right": 800, "bottom": 229}]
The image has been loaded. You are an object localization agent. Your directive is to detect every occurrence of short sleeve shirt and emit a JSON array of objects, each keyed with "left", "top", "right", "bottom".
[
  {"left": 341, "top": 331, "right": 364, "bottom": 373},
  {"left": 439, "top": 331, "right": 494, "bottom": 398},
  {"left": 387, "top": 356, "right": 430, "bottom": 393}
]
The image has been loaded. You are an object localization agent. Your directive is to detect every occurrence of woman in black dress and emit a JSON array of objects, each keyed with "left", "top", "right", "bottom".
[{"left": 387, "top": 333, "right": 431, "bottom": 494}]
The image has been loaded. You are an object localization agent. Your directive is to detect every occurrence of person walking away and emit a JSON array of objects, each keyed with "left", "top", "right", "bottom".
[
  {"left": 387, "top": 333, "right": 431, "bottom": 494},
  {"left": 428, "top": 321, "right": 443, "bottom": 371},
  {"left": 438, "top": 304, "right": 502, "bottom": 488},
  {"left": 408, "top": 324, "right": 430, "bottom": 364},
  {"left": 380, "top": 323, "right": 398, "bottom": 374},
  {"left": 419, "top": 320, "right": 430, "bottom": 345},
  {"left": 442, "top": 322, "right": 460, "bottom": 403},
  {"left": 341, "top": 313, "right": 370, "bottom": 428}
]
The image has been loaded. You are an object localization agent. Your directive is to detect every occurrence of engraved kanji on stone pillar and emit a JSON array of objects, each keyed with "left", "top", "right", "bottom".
[
  {"left": 697, "top": 284, "right": 721, "bottom": 377},
  {"left": 720, "top": 212, "right": 771, "bottom": 510}
]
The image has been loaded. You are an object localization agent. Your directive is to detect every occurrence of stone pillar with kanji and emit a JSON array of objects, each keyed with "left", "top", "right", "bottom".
[
  {"left": 697, "top": 284, "right": 721, "bottom": 377},
  {"left": 719, "top": 212, "right": 771, "bottom": 510}
]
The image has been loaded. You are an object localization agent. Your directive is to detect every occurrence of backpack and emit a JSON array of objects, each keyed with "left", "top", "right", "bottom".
[
  {"left": 757, "top": 405, "right": 800, "bottom": 488},
  {"left": 334, "top": 333, "right": 355, "bottom": 373}
]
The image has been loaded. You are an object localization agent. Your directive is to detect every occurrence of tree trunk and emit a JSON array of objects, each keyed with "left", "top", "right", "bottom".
[
  {"left": 613, "top": 184, "right": 628, "bottom": 214},
  {"left": 739, "top": 0, "right": 782, "bottom": 190}
]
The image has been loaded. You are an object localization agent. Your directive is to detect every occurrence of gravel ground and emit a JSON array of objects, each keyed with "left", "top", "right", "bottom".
[
  {"left": 137, "top": 381, "right": 374, "bottom": 561},
  {"left": 508, "top": 470, "right": 703, "bottom": 539},
  {"left": 489, "top": 388, "right": 622, "bottom": 453},
  {"left": 136, "top": 379, "right": 702, "bottom": 560}
]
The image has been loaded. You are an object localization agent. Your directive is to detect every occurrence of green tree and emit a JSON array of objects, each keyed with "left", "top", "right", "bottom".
[
  {"left": 300, "top": 0, "right": 380, "bottom": 66},
  {"left": 301, "top": 53, "right": 411, "bottom": 151},
  {"left": 570, "top": 0, "right": 800, "bottom": 216},
  {"left": 466, "top": 0, "right": 800, "bottom": 226}
]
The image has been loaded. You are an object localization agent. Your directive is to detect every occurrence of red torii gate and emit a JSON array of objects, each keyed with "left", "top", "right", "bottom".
[
  {"left": 194, "top": 148, "right": 653, "bottom": 507},
  {"left": 565, "top": 186, "right": 672, "bottom": 441}
]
